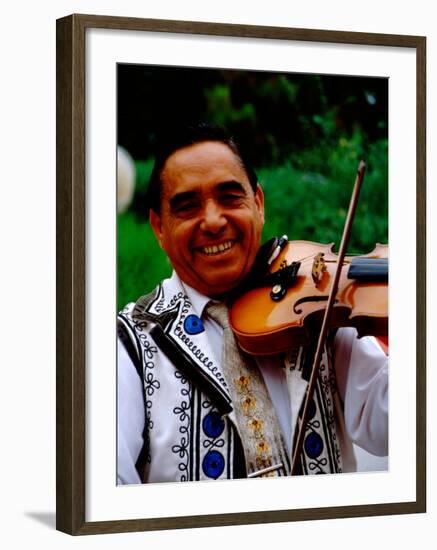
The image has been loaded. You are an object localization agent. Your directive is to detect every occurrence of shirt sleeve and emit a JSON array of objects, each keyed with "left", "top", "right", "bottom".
[
  {"left": 334, "top": 327, "right": 388, "bottom": 457},
  {"left": 117, "top": 337, "right": 145, "bottom": 485}
]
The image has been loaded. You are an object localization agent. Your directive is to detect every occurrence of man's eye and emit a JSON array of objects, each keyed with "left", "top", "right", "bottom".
[
  {"left": 173, "top": 202, "right": 198, "bottom": 214},
  {"left": 221, "top": 193, "right": 243, "bottom": 203}
]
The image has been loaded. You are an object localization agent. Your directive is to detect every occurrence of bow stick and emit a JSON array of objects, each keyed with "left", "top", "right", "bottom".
[{"left": 291, "top": 160, "right": 366, "bottom": 475}]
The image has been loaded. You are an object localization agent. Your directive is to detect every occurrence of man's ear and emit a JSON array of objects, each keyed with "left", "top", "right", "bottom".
[
  {"left": 149, "top": 209, "right": 163, "bottom": 248},
  {"left": 255, "top": 183, "right": 265, "bottom": 225}
]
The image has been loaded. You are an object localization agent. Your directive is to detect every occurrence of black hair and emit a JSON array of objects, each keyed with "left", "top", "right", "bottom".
[{"left": 145, "top": 122, "right": 258, "bottom": 216}]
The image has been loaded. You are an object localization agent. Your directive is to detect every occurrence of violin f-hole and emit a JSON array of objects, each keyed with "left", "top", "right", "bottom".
[{"left": 293, "top": 295, "right": 335, "bottom": 314}]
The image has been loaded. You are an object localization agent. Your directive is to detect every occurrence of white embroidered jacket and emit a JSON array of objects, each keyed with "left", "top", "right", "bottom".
[{"left": 117, "top": 272, "right": 388, "bottom": 484}]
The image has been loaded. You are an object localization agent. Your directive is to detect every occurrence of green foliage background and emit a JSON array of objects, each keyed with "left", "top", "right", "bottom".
[{"left": 117, "top": 68, "right": 388, "bottom": 311}]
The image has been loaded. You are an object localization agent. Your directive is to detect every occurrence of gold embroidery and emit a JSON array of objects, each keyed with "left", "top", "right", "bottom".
[
  {"left": 255, "top": 440, "right": 273, "bottom": 472},
  {"left": 256, "top": 440, "right": 270, "bottom": 455},
  {"left": 234, "top": 375, "right": 250, "bottom": 393},
  {"left": 241, "top": 396, "right": 257, "bottom": 415},
  {"left": 233, "top": 371, "right": 274, "bottom": 472},
  {"left": 248, "top": 418, "right": 264, "bottom": 439}
]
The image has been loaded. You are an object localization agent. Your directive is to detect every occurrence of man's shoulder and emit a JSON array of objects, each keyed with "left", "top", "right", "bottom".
[
  {"left": 118, "top": 271, "right": 186, "bottom": 321},
  {"left": 116, "top": 271, "right": 193, "bottom": 367},
  {"left": 117, "top": 281, "right": 167, "bottom": 364},
  {"left": 119, "top": 288, "right": 158, "bottom": 318}
]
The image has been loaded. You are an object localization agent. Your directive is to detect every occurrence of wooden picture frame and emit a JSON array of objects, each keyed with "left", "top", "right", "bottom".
[{"left": 56, "top": 13, "right": 426, "bottom": 535}]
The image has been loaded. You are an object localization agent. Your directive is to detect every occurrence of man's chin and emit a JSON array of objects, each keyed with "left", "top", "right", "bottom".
[{"left": 199, "top": 271, "right": 247, "bottom": 299}]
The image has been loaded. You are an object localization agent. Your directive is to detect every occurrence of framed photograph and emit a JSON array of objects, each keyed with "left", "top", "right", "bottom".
[{"left": 56, "top": 13, "right": 426, "bottom": 535}]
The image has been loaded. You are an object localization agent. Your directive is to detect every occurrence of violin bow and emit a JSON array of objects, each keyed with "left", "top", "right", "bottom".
[{"left": 291, "top": 160, "right": 366, "bottom": 475}]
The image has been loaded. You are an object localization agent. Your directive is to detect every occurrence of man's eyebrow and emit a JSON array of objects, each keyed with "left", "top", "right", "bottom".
[{"left": 216, "top": 181, "right": 247, "bottom": 194}]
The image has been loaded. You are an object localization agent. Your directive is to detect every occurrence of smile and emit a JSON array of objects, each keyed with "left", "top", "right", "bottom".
[{"left": 199, "top": 240, "right": 235, "bottom": 256}]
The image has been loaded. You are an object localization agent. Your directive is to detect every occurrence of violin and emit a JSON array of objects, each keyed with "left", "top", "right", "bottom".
[{"left": 229, "top": 239, "right": 388, "bottom": 355}]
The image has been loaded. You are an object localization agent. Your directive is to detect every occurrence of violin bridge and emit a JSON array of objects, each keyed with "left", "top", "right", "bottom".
[{"left": 312, "top": 253, "right": 327, "bottom": 286}]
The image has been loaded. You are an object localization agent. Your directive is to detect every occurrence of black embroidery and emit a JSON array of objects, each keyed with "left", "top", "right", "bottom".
[
  {"left": 155, "top": 295, "right": 166, "bottom": 313},
  {"left": 173, "top": 323, "right": 228, "bottom": 389},
  {"left": 127, "top": 294, "right": 161, "bottom": 468},
  {"left": 152, "top": 284, "right": 166, "bottom": 313},
  {"left": 135, "top": 330, "right": 159, "bottom": 468},
  {"left": 323, "top": 352, "right": 343, "bottom": 473},
  {"left": 315, "top": 353, "right": 342, "bottom": 473},
  {"left": 287, "top": 347, "right": 301, "bottom": 371},
  {"left": 170, "top": 292, "right": 228, "bottom": 389},
  {"left": 169, "top": 291, "right": 187, "bottom": 309},
  {"left": 171, "top": 370, "right": 192, "bottom": 481},
  {"left": 201, "top": 398, "right": 225, "bottom": 451}
]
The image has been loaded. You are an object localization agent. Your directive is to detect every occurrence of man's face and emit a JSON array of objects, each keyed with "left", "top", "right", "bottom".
[{"left": 149, "top": 141, "right": 265, "bottom": 298}]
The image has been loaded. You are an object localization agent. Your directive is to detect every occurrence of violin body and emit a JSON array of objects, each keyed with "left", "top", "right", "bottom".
[{"left": 230, "top": 240, "right": 388, "bottom": 355}]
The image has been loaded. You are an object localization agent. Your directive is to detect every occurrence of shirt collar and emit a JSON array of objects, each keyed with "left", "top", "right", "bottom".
[{"left": 176, "top": 274, "right": 213, "bottom": 318}]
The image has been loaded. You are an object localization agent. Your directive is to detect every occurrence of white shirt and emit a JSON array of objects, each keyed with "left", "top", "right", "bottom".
[{"left": 118, "top": 280, "right": 388, "bottom": 484}]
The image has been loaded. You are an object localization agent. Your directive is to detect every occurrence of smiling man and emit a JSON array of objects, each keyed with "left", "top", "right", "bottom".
[
  {"left": 150, "top": 139, "right": 264, "bottom": 298},
  {"left": 117, "top": 123, "right": 388, "bottom": 484}
]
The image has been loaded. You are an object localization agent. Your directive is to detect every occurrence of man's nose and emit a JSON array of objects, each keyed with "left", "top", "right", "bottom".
[{"left": 200, "top": 201, "right": 227, "bottom": 233}]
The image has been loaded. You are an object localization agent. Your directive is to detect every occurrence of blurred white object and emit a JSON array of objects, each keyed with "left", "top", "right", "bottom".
[{"left": 117, "top": 146, "right": 136, "bottom": 213}]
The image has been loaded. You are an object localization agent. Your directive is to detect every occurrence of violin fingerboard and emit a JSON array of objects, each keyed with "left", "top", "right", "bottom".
[{"left": 348, "top": 258, "right": 388, "bottom": 281}]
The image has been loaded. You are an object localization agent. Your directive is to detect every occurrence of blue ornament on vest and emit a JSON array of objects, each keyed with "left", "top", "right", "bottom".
[
  {"left": 202, "top": 411, "right": 225, "bottom": 438},
  {"left": 304, "top": 431, "right": 324, "bottom": 458},
  {"left": 202, "top": 450, "right": 225, "bottom": 479},
  {"left": 184, "top": 314, "right": 205, "bottom": 335}
]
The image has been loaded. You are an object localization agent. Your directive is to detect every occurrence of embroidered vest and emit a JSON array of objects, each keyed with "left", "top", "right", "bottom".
[{"left": 118, "top": 280, "right": 346, "bottom": 482}]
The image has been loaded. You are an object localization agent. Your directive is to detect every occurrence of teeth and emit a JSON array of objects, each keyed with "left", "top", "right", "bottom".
[{"left": 202, "top": 241, "right": 234, "bottom": 256}]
